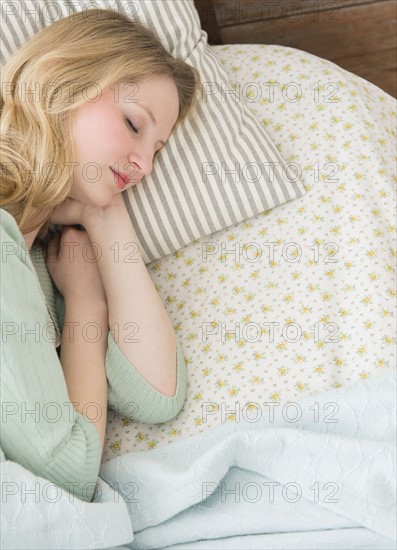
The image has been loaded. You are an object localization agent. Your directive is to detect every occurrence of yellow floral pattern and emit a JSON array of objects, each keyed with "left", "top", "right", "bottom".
[{"left": 101, "top": 44, "right": 396, "bottom": 463}]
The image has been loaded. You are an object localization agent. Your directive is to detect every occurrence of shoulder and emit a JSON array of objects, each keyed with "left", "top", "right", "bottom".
[
  {"left": 1, "top": 207, "right": 23, "bottom": 239},
  {"left": 0, "top": 207, "right": 30, "bottom": 266}
]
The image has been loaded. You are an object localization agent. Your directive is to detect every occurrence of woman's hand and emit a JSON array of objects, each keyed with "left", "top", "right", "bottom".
[
  {"left": 46, "top": 226, "right": 107, "bottom": 306},
  {"left": 49, "top": 193, "right": 126, "bottom": 229},
  {"left": 49, "top": 197, "right": 85, "bottom": 227}
]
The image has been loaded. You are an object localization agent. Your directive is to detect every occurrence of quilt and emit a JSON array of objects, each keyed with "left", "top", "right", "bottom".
[{"left": 100, "top": 369, "right": 396, "bottom": 549}]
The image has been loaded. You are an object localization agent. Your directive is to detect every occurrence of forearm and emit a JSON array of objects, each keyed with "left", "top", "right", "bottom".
[
  {"left": 60, "top": 299, "right": 108, "bottom": 450},
  {"left": 84, "top": 206, "right": 177, "bottom": 397}
]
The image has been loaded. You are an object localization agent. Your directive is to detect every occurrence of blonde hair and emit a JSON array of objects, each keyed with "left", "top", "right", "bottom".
[{"left": 0, "top": 8, "right": 202, "bottom": 242}]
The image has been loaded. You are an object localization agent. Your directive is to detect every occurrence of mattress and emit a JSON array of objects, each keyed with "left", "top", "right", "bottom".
[{"left": 101, "top": 43, "right": 396, "bottom": 463}]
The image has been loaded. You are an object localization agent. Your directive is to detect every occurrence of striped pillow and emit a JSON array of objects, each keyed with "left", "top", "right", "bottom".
[{"left": 0, "top": 0, "right": 306, "bottom": 263}]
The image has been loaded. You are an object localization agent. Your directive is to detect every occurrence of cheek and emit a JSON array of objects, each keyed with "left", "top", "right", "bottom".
[
  {"left": 70, "top": 166, "right": 114, "bottom": 206},
  {"left": 72, "top": 103, "right": 117, "bottom": 160}
]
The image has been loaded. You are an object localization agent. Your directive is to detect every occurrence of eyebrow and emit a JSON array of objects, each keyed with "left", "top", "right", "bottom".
[{"left": 138, "top": 103, "right": 165, "bottom": 147}]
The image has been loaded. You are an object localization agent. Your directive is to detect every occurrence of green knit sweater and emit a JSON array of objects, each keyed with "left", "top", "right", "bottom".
[{"left": 0, "top": 208, "right": 187, "bottom": 502}]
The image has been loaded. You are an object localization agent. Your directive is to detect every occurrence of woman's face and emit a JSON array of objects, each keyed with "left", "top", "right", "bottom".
[{"left": 68, "top": 75, "right": 179, "bottom": 206}]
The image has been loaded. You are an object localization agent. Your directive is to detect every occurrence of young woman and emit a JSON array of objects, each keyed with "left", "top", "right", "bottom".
[{"left": 0, "top": 8, "right": 201, "bottom": 503}]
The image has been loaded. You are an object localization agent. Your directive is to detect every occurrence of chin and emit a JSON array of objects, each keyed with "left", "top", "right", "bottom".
[
  {"left": 85, "top": 189, "right": 115, "bottom": 207},
  {"left": 99, "top": 194, "right": 117, "bottom": 207}
]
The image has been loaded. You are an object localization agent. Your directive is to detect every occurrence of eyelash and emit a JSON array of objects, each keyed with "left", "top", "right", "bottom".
[
  {"left": 125, "top": 117, "right": 161, "bottom": 155},
  {"left": 125, "top": 117, "right": 138, "bottom": 134}
]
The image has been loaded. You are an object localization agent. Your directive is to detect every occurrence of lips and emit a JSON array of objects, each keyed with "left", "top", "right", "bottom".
[{"left": 110, "top": 168, "right": 129, "bottom": 190}]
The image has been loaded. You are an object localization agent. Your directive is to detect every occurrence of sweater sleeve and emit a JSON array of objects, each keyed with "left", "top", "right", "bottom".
[
  {"left": 105, "top": 330, "right": 188, "bottom": 424},
  {"left": 55, "top": 267, "right": 188, "bottom": 424},
  {"left": 0, "top": 209, "right": 102, "bottom": 503}
]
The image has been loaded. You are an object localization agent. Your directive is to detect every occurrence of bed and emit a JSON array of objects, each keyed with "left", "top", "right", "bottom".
[{"left": 1, "top": 1, "right": 396, "bottom": 549}]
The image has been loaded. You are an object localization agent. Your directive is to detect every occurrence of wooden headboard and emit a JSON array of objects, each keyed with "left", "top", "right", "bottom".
[
  {"left": 193, "top": 0, "right": 396, "bottom": 98},
  {"left": 193, "top": 0, "right": 222, "bottom": 45}
]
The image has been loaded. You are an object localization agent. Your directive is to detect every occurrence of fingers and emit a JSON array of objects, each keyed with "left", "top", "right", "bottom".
[
  {"left": 46, "top": 224, "right": 93, "bottom": 265},
  {"left": 49, "top": 197, "right": 83, "bottom": 226},
  {"left": 46, "top": 231, "right": 61, "bottom": 262}
]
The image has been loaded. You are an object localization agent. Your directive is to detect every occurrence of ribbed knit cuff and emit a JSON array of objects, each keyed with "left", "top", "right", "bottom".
[
  {"left": 40, "top": 412, "right": 102, "bottom": 503},
  {"left": 105, "top": 332, "right": 187, "bottom": 424}
]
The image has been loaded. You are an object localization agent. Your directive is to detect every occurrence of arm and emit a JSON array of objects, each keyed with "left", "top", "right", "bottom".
[
  {"left": 45, "top": 226, "right": 110, "bottom": 450},
  {"left": 83, "top": 197, "right": 177, "bottom": 397},
  {"left": 61, "top": 298, "right": 108, "bottom": 450},
  {"left": 0, "top": 210, "right": 102, "bottom": 503}
]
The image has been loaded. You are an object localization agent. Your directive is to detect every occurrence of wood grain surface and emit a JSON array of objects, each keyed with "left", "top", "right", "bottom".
[{"left": 194, "top": 0, "right": 397, "bottom": 97}]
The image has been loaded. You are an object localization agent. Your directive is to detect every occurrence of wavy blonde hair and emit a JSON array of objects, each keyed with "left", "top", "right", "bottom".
[{"left": 0, "top": 8, "right": 202, "bottom": 243}]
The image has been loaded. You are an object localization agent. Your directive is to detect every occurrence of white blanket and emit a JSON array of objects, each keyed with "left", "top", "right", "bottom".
[
  {"left": 100, "top": 369, "right": 396, "bottom": 549},
  {"left": 2, "top": 369, "right": 395, "bottom": 549}
]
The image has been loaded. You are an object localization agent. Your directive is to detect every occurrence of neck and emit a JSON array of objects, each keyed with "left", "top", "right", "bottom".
[
  {"left": 20, "top": 208, "right": 50, "bottom": 251},
  {"left": 22, "top": 227, "right": 41, "bottom": 252}
]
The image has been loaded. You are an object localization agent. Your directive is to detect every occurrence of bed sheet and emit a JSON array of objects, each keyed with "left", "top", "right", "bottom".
[{"left": 102, "top": 43, "right": 396, "bottom": 463}]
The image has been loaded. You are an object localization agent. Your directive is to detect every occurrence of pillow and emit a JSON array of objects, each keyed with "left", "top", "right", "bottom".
[{"left": 0, "top": 0, "right": 306, "bottom": 263}]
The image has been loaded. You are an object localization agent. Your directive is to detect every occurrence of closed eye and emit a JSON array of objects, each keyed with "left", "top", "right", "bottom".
[
  {"left": 126, "top": 117, "right": 163, "bottom": 157},
  {"left": 125, "top": 117, "right": 138, "bottom": 133}
]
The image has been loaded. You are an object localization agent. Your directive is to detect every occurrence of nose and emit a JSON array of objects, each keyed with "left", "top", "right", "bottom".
[{"left": 127, "top": 150, "right": 154, "bottom": 183}]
